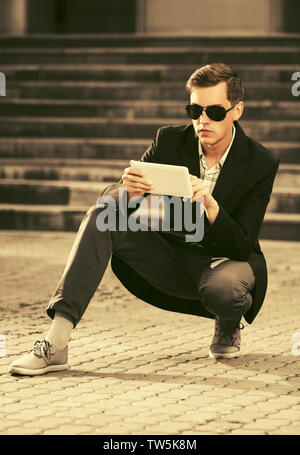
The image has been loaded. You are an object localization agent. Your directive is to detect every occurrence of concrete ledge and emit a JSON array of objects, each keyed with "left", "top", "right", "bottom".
[
  {"left": 0, "top": 118, "right": 299, "bottom": 142},
  {"left": 0, "top": 64, "right": 299, "bottom": 89},
  {"left": 0, "top": 139, "right": 298, "bottom": 163},
  {"left": 1, "top": 179, "right": 300, "bottom": 211},
  {"left": 7, "top": 81, "right": 296, "bottom": 102},
  {"left": 0, "top": 99, "right": 299, "bottom": 120},
  {"left": 0, "top": 203, "right": 300, "bottom": 239}
]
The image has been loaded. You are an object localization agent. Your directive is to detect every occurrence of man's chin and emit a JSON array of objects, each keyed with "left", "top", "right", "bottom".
[{"left": 199, "top": 136, "right": 216, "bottom": 147}]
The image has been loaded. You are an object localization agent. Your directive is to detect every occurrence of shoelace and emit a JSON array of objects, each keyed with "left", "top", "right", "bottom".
[
  {"left": 30, "top": 340, "right": 52, "bottom": 360},
  {"left": 217, "top": 321, "right": 244, "bottom": 346}
]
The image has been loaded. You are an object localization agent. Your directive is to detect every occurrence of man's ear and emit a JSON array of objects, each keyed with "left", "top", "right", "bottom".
[{"left": 233, "top": 101, "right": 244, "bottom": 121}]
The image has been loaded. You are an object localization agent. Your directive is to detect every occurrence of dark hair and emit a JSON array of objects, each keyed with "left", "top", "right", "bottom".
[{"left": 186, "top": 63, "right": 244, "bottom": 105}]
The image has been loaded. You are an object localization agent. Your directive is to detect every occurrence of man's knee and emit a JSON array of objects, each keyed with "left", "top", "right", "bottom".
[
  {"left": 199, "top": 263, "right": 254, "bottom": 317},
  {"left": 200, "top": 274, "right": 233, "bottom": 315}
]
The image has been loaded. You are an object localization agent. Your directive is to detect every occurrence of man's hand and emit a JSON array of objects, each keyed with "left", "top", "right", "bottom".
[
  {"left": 122, "top": 166, "right": 153, "bottom": 199},
  {"left": 188, "top": 174, "right": 220, "bottom": 224}
]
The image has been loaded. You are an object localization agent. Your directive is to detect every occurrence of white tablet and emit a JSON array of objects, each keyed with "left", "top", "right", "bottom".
[{"left": 130, "top": 160, "right": 193, "bottom": 197}]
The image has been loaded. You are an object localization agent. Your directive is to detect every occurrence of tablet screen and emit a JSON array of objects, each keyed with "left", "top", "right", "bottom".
[{"left": 130, "top": 160, "right": 193, "bottom": 197}]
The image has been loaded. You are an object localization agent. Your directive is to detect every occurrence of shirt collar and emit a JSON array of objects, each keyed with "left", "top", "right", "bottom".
[{"left": 198, "top": 123, "right": 236, "bottom": 168}]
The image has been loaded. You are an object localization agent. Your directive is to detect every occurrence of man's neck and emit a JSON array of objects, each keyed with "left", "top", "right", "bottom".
[{"left": 202, "top": 127, "right": 233, "bottom": 160}]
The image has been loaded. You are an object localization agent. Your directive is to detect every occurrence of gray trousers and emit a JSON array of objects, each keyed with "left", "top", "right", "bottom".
[{"left": 47, "top": 205, "right": 256, "bottom": 329}]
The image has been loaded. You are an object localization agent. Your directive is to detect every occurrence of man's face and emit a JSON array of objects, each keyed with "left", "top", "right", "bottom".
[{"left": 190, "top": 81, "right": 243, "bottom": 149}]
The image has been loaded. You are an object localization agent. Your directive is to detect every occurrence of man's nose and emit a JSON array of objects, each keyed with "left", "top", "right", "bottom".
[{"left": 197, "top": 110, "right": 210, "bottom": 124}]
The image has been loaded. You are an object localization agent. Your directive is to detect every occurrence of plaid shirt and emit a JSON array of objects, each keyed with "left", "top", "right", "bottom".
[{"left": 198, "top": 124, "right": 236, "bottom": 194}]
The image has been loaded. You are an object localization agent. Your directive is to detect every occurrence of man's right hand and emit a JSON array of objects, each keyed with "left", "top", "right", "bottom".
[{"left": 122, "top": 166, "right": 153, "bottom": 199}]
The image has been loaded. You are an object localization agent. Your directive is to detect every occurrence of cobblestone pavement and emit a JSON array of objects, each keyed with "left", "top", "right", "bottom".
[{"left": 0, "top": 230, "right": 299, "bottom": 435}]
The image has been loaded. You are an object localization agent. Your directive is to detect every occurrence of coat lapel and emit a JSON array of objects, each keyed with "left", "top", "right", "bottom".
[
  {"left": 212, "top": 122, "right": 250, "bottom": 205},
  {"left": 178, "top": 122, "right": 250, "bottom": 207},
  {"left": 178, "top": 125, "right": 200, "bottom": 177}
]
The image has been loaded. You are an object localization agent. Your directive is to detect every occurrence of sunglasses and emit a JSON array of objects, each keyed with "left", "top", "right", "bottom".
[{"left": 185, "top": 103, "right": 238, "bottom": 122}]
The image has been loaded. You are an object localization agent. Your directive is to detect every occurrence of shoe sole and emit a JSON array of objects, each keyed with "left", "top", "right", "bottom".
[
  {"left": 9, "top": 363, "right": 70, "bottom": 376},
  {"left": 208, "top": 348, "right": 240, "bottom": 359}
]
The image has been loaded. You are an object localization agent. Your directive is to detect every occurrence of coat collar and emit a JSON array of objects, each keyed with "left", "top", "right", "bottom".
[{"left": 178, "top": 121, "right": 250, "bottom": 206}]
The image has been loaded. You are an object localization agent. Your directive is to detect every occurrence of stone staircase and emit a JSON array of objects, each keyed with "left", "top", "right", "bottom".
[{"left": 0, "top": 34, "right": 299, "bottom": 239}]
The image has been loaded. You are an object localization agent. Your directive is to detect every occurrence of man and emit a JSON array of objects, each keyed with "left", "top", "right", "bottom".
[{"left": 9, "top": 63, "right": 279, "bottom": 375}]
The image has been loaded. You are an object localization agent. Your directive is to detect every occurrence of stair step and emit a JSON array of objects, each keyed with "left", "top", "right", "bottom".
[
  {"left": 0, "top": 46, "right": 299, "bottom": 65},
  {"left": 0, "top": 140, "right": 298, "bottom": 164},
  {"left": 0, "top": 179, "right": 109, "bottom": 206},
  {"left": 0, "top": 203, "right": 87, "bottom": 231},
  {"left": 0, "top": 203, "right": 299, "bottom": 239},
  {"left": 267, "top": 187, "right": 300, "bottom": 213},
  {"left": 1, "top": 34, "right": 300, "bottom": 48},
  {"left": 2, "top": 63, "right": 299, "bottom": 83},
  {"left": 0, "top": 157, "right": 127, "bottom": 181},
  {"left": 0, "top": 163, "right": 298, "bottom": 189},
  {"left": 0, "top": 117, "right": 299, "bottom": 142},
  {"left": 273, "top": 164, "right": 300, "bottom": 186},
  {"left": 259, "top": 213, "right": 300, "bottom": 241},
  {"left": 0, "top": 179, "right": 299, "bottom": 212},
  {"left": 7, "top": 81, "right": 296, "bottom": 101},
  {"left": 0, "top": 138, "right": 149, "bottom": 160},
  {"left": 1, "top": 99, "right": 299, "bottom": 121}
]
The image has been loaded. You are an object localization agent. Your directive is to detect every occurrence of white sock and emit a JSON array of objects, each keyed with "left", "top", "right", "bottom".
[{"left": 45, "top": 311, "right": 74, "bottom": 350}]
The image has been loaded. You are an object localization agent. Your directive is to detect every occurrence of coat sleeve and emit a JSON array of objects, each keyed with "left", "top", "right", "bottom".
[
  {"left": 96, "top": 128, "right": 162, "bottom": 207},
  {"left": 203, "top": 159, "right": 280, "bottom": 260}
]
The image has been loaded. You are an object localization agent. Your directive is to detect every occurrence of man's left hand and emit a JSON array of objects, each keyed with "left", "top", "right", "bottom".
[
  {"left": 188, "top": 175, "right": 215, "bottom": 206},
  {"left": 187, "top": 174, "right": 220, "bottom": 224}
]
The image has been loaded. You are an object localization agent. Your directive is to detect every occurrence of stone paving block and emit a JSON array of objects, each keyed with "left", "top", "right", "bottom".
[
  {"left": 0, "top": 420, "right": 27, "bottom": 432},
  {"left": 54, "top": 408, "right": 96, "bottom": 418},
  {"left": 20, "top": 409, "right": 53, "bottom": 418},
  {"left": 269, "top": 409, "right": 300, "bottom": 419},
  {"left": 274, "top": 396, "right": 300, "bottom": 404},
  {"left": 242, "top": 419, "right": 283, "bottom": 431},
  {"left": 5, "top": 413, "right": 34, "bottom": 421},
  {"left": 191, "top": 421, "right": 242, "bottom": 434},
  {"left": 2, "top": 403, "right": 36, "bottom": 413},
  {"left": 274, "top": 428, "right": 300, "bottom": 435},
  {"left": 151, "top": 404, "right": 200, "bottom": 413},
  {"left": 86, "top": 399, "right": 132, "bottom": 409},
  {"left": 221, "top": 411, "right": 266, "bottom": 423},
  {"left": 242, "top": 390, "right": 277, "bottom": 397},
  {"left": 193, "top": 388, "right": 239, "bottom": 396},
  {"left": 244, "top": 402, "right": 287, "bottom": 412},
  {"left": 60, "top": 400, "right": 87, "bottom": 408},
  {"left": 174, "top": 411, "right": 216, "bottom": 424},
  {"left": 130, "top": 397, "right": 177, "bottom": 406},
  {"left": 76, "top": 414, "right": 124, "bottom": 426},
  {"left": 20, "top": 399, "right": 70, "bottom": 409},
  {"left": 104, "top": 422, "right": 148, "bottom": 433},
  {"left": 135, "top": 383, "right": 176, "bottom": 392},
  {"left": 230, "top": 429, "right": 267, "bottom": 435},
  {"left": 1, "top": 427, "right": 42, "bottom": 435},
  {"left": 178, "top": 396, "right": 230, "bottom": 405},
  {"left": 141, "top": 422, "right": 192, "bottom": 434},
  {"left": 3, "top": 391, "right": 42, "bottom": 401},
  {"left": 116, "top": 414, "right": 169, "bottom": 425},
  {"left": 101, "top": 406, "right": 142, "bottom": 416},
  {"left": 63, "top": 394, "right": 99, "bottom": 403},
  {"left": 43, "top": 425, "right": 93, "bottom": 435}
]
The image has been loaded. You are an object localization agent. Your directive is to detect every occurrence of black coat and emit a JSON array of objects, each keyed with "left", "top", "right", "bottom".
[{"left": 102, "top": 121, "right": 280, "bottom": 324}]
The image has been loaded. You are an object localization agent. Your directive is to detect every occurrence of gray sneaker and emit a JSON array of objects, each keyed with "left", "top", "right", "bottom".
[
  {"left": 9, "top": 339, "right": 69, "bottom": 376},
  {"left": 209, "top": 317, "right": 244, "bottom": 359}
]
